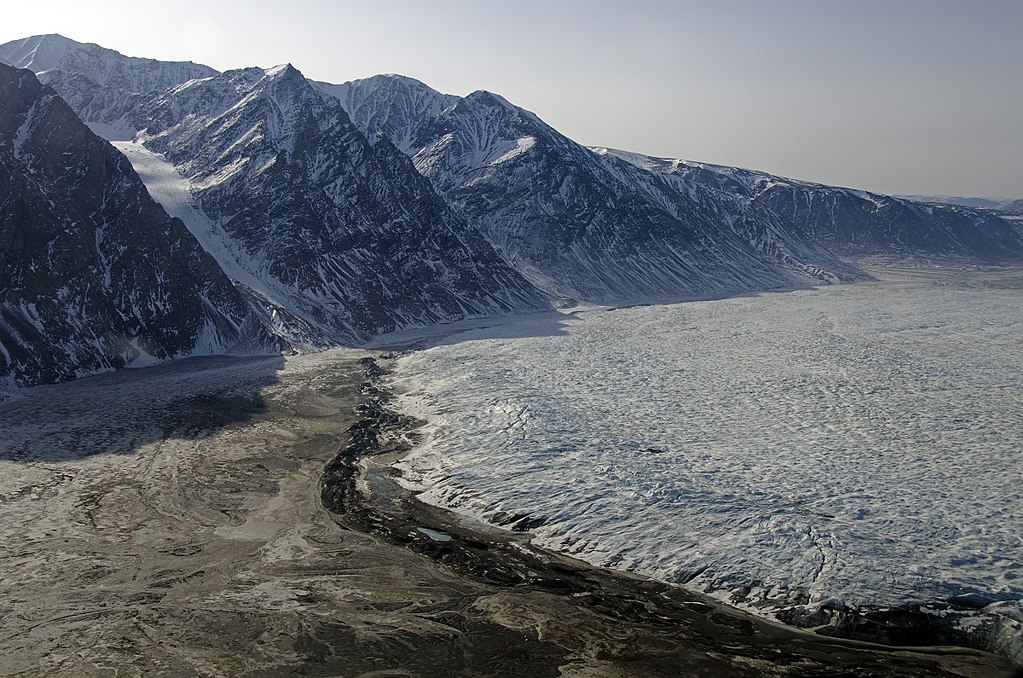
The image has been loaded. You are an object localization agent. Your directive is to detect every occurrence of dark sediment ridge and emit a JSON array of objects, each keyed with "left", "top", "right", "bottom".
[
  {"left": 779, "top": 598, "right": 1023, "bottom": 668},
  {"left": 320, "top": 356, "right": 1022, "bottom": 676}
]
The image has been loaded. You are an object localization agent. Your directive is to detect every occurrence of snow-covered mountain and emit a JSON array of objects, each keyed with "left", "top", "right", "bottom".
[
  {"left": 324, "top": 76, "right": 857, "bottom": 303},
  {"left": 1, "top": 36, "right": 550, "bottom": 355},
  {"left": 0, "top": 63, "right": 273, "bottom": 391},
  {"left": 601, "top": 149, "right": 1023, "bottom": 260},
  {"left": 130, "top": 64, "right": 549, "bottom": 340},
  {"left": 0, "top": 34, "right": 215, "bottom": 137},
  {"left": 325, "top": 77, "right": 1023, "bottom": 297},
  {"left": 0, "top": 34, "right": 214, "bottom": 89}
]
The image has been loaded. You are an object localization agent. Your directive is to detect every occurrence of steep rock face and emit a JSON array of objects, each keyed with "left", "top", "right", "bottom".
[
  {"left": 0, "top": 34, "right": 216, "bottom": 134},
  {"left": 325, "top": 77, "right": 859, "bottom": 303},
  {"left": 4, "top": 36, "right": 550, "bottom": 344},
  {"left": 0, "top": 63, "right": 270, "bottom": 391},
  {"left": 124, "top": 65, "right": 549, "bottom": 340},
  {"left": 603, "top": 150, "right": 1023, "bottom": 261},
  {"left": 316, "top": 75, "right": 459, "bottom": 154},
  {"left": 590, "top": 148, "right": 862, "bottom": 283},
  {"left": 329, "top": 76, "right": 1023, "bottom": 300}
]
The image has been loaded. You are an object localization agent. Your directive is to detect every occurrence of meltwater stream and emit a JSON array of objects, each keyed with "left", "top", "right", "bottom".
[{"left": 388, "top": 269, "right": 1023, "bottom": 657}]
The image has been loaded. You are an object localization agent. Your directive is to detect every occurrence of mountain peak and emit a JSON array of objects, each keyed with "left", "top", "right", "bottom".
[
  {"left": 465, "top": 89, "right": 513, "bottom": 107},
  {"left": 460, "top": 89, "right": 544, "bottom": 127},
  {"left": 317, "top": 73, "right": 448, "bottom": 110},
  {"left": 374, "top": 74, "right": 448, "bottom": 99},
  {"left": 374, "top": 72, "right": 433, "bottom": 87},
  {"left": 0, "top": 34, "right": 218, "bottom": 89},
  {"left": 316, "top": 73, "right": 457, "bottom": 154},
  {"left": 264, "top": 63, "right": 301, "bottom": 79},
  {"left": 0, "top": 33, "right": 83, "bottom": 72},
  {"left": 256, "top": 64, "right": 316, "bottom": 98}
]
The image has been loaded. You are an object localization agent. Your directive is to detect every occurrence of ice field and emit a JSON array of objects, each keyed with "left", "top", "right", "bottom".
[{"left": 390, "top": 267, "right": 1023, "bottom": 626}]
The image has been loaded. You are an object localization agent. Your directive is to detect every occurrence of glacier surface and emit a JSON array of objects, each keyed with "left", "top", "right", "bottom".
[{"left": 389, "top": 267, "right": 1023, "bottom": 636}]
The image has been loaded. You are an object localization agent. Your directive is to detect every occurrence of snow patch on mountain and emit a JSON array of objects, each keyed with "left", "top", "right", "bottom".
[
  {"left": 110, "top": 142, "right": 275, "bottom": 296},
  {"left": 491, "top": 136, "right": 536, "bottom": 165},
  {"left": 110, "top": 140, "right": 344, "bottom": 348}
]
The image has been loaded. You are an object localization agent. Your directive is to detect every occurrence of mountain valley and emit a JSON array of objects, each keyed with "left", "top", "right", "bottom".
[{"left": 4, "top": 33, "right": 1021, "bottom": 389}]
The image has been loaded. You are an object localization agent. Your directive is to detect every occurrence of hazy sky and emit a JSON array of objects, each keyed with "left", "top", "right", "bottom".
[{"left": 4, "top": 1, "right": 1022, "bottom": 197}]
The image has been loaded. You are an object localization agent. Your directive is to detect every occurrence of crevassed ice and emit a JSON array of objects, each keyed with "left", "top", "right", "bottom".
[{"left": 391, "top": 277, "right": 1023, "bottom": 617}]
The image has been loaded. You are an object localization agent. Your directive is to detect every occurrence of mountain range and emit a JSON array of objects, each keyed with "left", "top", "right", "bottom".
[
  {"left": 895, "top": 195, "right": 1017, "bottom": 210},
  {"left": 2, "top": 34, "right": 1022, "bottom": 392}
]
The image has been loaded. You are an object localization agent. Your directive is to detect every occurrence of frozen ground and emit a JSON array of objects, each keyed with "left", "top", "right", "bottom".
[{"left": 389, "top": 264, "right": 1023, "bottom": 652}]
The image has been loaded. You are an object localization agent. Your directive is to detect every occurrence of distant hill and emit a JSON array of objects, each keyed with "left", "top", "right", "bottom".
[{"left": 895, "top": 194, "right": 1015, "bottom": 210}]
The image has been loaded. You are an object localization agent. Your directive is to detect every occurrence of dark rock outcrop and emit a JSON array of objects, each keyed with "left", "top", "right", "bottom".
[{"left": 0, "top": 63, "right": 271, "bottom": 389}]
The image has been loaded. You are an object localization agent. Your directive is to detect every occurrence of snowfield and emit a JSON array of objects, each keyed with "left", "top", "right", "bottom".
[{"left": 389, "top": 266, "right": 1023, "bottom": 637}]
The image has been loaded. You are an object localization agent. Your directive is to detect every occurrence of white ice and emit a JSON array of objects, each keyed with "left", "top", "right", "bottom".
[
  {"left": 389, "top": 270, "right": 1023, "bottom": 622},
  {"left": 110, "top": 141, "right": 294, "bottom": 317}
]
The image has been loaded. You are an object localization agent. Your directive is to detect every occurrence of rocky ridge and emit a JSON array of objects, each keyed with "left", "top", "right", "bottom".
[
  {"left": 3, "top": 34, "right": 1023, "bottom": 391},
  {"left": 325, "top": 75, "right": 1023, "bottom": 304},
  {"left": 324, "top": 76, "right": 860, "bottom": 303},
  {"left": 0, "top": 62, "right": 273, "bottom": 390}
]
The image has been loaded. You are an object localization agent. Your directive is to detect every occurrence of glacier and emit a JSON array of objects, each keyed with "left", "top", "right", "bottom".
[{"left": 388, "top": 265, "right": 1023, "bottom": 658}]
